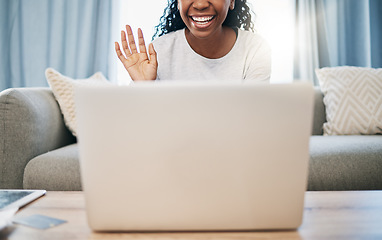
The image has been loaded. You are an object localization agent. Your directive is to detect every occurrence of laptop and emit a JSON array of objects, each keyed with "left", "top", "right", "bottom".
[{"left": 75, "top": 81, "right": 314, "bottom": 232}]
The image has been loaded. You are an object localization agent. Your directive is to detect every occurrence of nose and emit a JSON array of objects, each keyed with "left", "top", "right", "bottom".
[{"left": 192, "top": 0, "right": 209, "bottom": 10}]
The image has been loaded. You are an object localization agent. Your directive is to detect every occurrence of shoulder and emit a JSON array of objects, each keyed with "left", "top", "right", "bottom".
[
  {"left": 235, "top": 29, "right": 271, "bottom": 82},
  {"left": 152, "top": 29, "right": 185, "bottom": 51},
  {"left": 235, "top": 29, "right": 271, "bottom": 60},
  {"left": 236, "top": 29, "right": 270, "bottom": 51}
]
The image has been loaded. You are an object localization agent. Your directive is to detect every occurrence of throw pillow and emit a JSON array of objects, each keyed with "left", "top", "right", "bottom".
[
  {"left": 316, "top": 66, "right": 382, "bottom": 135},
  {"left": 46, "top": 68, "right": 112, "bottom": 136}
]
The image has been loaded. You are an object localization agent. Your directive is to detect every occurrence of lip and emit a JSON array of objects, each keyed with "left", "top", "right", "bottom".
[{"left": 189, "top": 15, "right": 215, "bottom": 29}]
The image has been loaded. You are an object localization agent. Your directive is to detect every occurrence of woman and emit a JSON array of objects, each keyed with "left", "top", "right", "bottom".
[{"left": 115, "top": 0, "right": 271, "bottom": 82}]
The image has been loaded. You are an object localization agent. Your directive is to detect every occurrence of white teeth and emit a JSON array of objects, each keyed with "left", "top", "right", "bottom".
[{"left": 191, "top": 16, "right": 214, "bottom": 22}]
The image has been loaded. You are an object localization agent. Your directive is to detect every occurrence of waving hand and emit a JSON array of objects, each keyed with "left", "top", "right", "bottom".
[{"left": 115, "top": 25, "right": 158, "bottom": 81}]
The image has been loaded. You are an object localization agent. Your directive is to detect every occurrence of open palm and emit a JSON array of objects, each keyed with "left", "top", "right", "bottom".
[{"left": 115, "top": 25, "right": 158, "bottom": 81}]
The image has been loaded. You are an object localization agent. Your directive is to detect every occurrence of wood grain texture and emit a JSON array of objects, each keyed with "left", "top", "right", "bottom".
[{"left": 1, "top": 191, "right": 381, "bottom": 240}]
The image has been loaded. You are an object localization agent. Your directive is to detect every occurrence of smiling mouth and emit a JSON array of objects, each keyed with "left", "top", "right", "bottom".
[{"left": 190, "top": 16, "right": 215, "bottom": 26}]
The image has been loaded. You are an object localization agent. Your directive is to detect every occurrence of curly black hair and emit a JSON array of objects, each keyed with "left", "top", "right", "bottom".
[{"left": 152, "top": 0, "right": 255, "bottom": 40}]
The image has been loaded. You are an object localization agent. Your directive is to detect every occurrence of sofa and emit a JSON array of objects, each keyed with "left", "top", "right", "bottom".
[{"left": 1, "top": 87, "right": 382, "bottom": 191}]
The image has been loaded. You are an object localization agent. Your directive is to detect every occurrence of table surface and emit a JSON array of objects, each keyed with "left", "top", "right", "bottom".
[{"left": 1, "top": 191, "right": 382, "bottom": 240}]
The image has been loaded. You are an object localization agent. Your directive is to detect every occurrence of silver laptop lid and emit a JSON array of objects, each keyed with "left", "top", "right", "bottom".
[{"left": 75, "top": 82, "right": 314, "bottom": 231}]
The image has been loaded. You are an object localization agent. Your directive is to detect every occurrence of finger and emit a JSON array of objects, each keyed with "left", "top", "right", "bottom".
[
  {"left": 115, "top": 42, "right": 127, "bottom": 62},
  {"left": 121, "top": 30, "right": 131, "bottom": 57},
  {"left": 138, "top": 28, "right": 147, "bottom": 54},
  {"left": 148, "top": 43, "right": 158, "bottom": 67},
  {"left": 126, "top": 25, "right": 138, "bottom": 54}
]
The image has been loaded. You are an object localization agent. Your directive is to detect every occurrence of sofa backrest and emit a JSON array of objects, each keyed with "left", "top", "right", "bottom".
[
  {"left": 0, "top": 87, "right": 76, "bottom": 189},
  {"left": 312, "top": 87, "right": 326, "bottom": 135}
]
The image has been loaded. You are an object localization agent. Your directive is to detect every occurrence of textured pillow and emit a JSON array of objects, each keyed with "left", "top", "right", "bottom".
[
  {"left": 316, "top": 66, "right": 382, "bottom": 135},
  {"left": 46, "top": 68, "right": 112, "bottom": 136}
]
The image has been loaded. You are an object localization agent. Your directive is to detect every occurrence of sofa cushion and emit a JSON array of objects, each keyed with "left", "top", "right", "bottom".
[
  {"left": 45, "top": 68, "right": 112, "bottom": 136},
  {"left": 308, "top": 135, "right": 382, "bottom": 191},
  {"left": 22, "top": 136, "right": 382, "bottom": 191},
  {"left": 315, "top": 66, "right": 382, "bottom": 135},
  {"left": 23, "top": 144, "right": 81, "bottom": 191}
]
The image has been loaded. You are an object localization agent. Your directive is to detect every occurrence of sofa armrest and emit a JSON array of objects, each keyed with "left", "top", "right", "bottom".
[
  {"left": 312, "top": 87, "right": 326, "bottom": 135},
  {"left": 0, "top": 88, "right": 76, "bottom": 189}
]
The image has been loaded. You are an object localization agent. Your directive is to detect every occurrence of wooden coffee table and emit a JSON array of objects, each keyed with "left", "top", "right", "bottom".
[{"left": 1, "top": 191, "right": 382, "bottom": 239}]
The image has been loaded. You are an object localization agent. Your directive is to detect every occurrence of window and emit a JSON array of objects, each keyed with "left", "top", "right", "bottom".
[
  {"left": 251, "top": 0, "right": 295, "bottom": 83},
  {"left": 117, "top": 0, "right": 294, "bottom": 83}
]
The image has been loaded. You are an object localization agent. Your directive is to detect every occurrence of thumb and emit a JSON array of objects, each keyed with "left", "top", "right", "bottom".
[{"left": 149, "top": 43, "right": 158, "bottom": 67}]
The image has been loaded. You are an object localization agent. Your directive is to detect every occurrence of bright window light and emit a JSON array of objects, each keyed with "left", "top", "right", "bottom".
[
  {"left": 117, "top": 0, "right": 295, "bottom": 84},
  {"left": 250, "top": 0, "right": 295, "bottom": 83}
]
